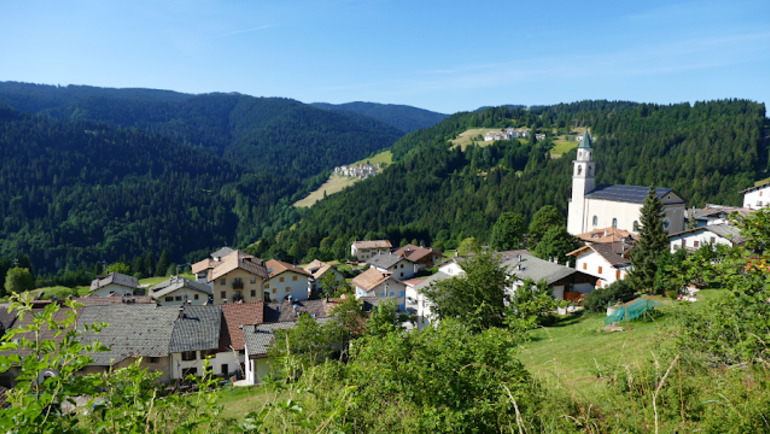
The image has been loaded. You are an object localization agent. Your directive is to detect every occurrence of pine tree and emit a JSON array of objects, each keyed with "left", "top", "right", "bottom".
[
  {"left": 628, "top": 186, "right": 669, "bottom": 293},
  {"left": 155, "top": 249, "right": 170, "bottom": 277}
]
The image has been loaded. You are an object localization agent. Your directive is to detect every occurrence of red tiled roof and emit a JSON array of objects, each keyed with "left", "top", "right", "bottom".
[
  {"left": 266, "top": 259, "right": 312, "bottom": 278},
  {"left": 221, "top": 302, "right": 264, "bottom": 351}
]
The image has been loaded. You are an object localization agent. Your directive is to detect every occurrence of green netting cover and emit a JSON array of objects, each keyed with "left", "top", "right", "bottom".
[{"left": 604, "top": 299, "right": 663, "bottom": 325}]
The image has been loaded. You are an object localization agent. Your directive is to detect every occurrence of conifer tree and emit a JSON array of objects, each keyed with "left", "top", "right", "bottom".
[{"left": 628, "top": 186, "right": 669, "bottom": 293}]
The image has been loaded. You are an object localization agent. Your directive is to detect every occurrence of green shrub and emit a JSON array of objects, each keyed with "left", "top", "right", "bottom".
[{"left": 583, "top": 279, "right": 636, "bottom": 313}]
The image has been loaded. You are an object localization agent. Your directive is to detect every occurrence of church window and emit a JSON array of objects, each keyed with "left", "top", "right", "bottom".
[
  {"left": 633, "top": 220, "right": 639, "bottom": 232},
  {"left": 587, "top": 166, "right": 592, "bottom": 175},
  {"left": 592, "top": 215, "right": 598, "bottom": 226},
  {"left": 577, "top": 165, "right": 582, "bottom": 175},
  {"left": 612, "top": 218, "right": 618, "bottom": 228},
  {"left": 578, "top": 151, "right": 582, "bottom": 158}
]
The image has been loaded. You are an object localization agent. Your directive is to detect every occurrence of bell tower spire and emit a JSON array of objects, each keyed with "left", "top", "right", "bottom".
[{"left": 567, "top": 132, "right": 596, "bottom": 234}]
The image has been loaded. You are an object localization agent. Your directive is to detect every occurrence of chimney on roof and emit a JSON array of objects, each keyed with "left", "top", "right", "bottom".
[
  {"left": 223, "top": 298, "right": 228, "bottom": 304},
  {"left": 178, "top": 306, "right": 185, "bottom": 319}
]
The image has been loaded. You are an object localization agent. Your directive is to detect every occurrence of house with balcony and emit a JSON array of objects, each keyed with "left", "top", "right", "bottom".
[{"left": 205, "top": 250, "right": 269, "bottom": 304}]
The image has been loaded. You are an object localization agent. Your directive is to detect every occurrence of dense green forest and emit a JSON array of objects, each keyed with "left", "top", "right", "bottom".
[
  {"left": 0, "top": 82, "right": 405, "bottom": 179},
  {"left": 0, "top": 104, "right": 305, "bottom": 274},
  {"left": 310, "top": 101, "right": 447, "bottom": 133},
  {"left": 259, "top": 99, "right": 767, "bottom": 262}
]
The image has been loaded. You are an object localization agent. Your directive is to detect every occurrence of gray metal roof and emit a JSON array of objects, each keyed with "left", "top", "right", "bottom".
[
  {"left": 586, "top": 185, "right": 679, "bottom": 204},
  {"left": 77, "top": 304, "right": 179, "bottom": 365},
  {"left": 413, "top": 271, "right": 453, "bottom": 292},
  {"left": 89, "top": 272, "right": 140, "bottom": 292},
  {"left": 243, "top": 317, "right": 332, "bottom": 357},
  {"left": 149, "top": 276, "right": 213, "bottom": 299},
  {"left": 498, "top": 250, "right": 577, "bottom": 286},
  {"left": 211, "top": 246, "right": 235, "bottom": 259},
  {"left": 366, "top": 252, "right": 410, "bottom": 269},
  {"left": 669, "top": 223, "right": 745, "bottom": 245},
  {"left": 169, "top": 305, "right": 222, "bottom": 353}
]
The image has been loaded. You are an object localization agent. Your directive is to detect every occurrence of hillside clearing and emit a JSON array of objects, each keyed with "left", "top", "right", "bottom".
[
  {"left": 449, "top": 128, "right": 500, "bottom": 150},
  {"left": 293, "top": 149, "right": 392, "bottom": 208}
]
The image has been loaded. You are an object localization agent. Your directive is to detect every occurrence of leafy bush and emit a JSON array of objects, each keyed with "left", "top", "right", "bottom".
[{"left": 583, "top": 279, "right": 636, "bottom": 313}]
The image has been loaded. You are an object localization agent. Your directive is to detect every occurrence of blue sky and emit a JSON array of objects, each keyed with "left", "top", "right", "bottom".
[{"left": 1, "top": 0, "right": 768, "bottom": 114}]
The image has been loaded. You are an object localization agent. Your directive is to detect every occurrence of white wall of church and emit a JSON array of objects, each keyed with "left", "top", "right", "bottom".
[{"left": 578, "top": 199, "right": 684, "bottom": 236}]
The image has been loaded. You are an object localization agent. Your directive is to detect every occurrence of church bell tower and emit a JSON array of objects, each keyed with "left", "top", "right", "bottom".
[{"left": 567, "top": 132, "right": 595, "bottom": 235}]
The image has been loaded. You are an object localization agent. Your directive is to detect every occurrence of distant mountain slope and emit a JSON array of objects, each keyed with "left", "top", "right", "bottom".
[
  {"left": 0, "top": 82, "right": 404, "bottom": 179},
  {"left": 311, "top": 101, "right": 447, "bottom": 133},
  {"left": 0, "top": 104, "right": 302, "bottom": 274},
  {"left": 258, "top": 100, "right": 767, "bottom": 262}
]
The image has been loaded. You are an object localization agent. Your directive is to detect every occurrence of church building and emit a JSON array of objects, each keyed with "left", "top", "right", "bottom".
[{"left": 567, "top": 133, "right": 686, "bottom": 236}]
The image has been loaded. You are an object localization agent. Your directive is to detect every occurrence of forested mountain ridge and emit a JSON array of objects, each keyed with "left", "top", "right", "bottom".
[
  {"left": 0, "top": 82, "right": 404, "bottom": 178},
  {"left": 256, "top": 99, "right": 767, "bottom": 262},
  {"left": 310, "top": 101, "right": 447, "bottom": 133},
  {"left": 0, "top": 104, "right": 304, "bottom": 274}
]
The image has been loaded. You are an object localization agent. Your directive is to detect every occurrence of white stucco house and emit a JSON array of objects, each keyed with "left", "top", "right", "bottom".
[
  {"left": 365, "top": 252, "right": 416, "bottom": 280},
  {"left": 88, "top": 272, "right": 140, "bottom": 297},
  {"left": 567, "top": 133, "right": 686, "bottom": 236},
  {"left": 567, "top": 242, "right": 633, "bottom": 288},
  {"left": 350, "top": 240, "right": 392, "bottom": 261},
  {"left": 669, "top": 223, "right": 745, "bottom": 253},
  {"left": 351, "top": 268, "right": 406, "bottom": 311},
  {"left": 740, "top": 181, "right": 770, "bottom": 210},
  {"left": 149, "top": 276, "right": 213, "bottom": 306},
  {"left": 265, "top": 259, "right": 312, "bottom": 302}
]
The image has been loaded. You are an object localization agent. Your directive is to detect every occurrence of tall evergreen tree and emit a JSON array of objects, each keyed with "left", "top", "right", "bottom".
[
  {"left": 628, "top": 186, "right": 669, "bottom": 293},
  {"left": 155, "top": 249, "right": 170, "bottom": 277}
]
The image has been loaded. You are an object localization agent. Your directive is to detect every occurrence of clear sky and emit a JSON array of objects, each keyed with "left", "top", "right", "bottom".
[{"left": 1, "top": 0, "right": 768, "bottom": 114}]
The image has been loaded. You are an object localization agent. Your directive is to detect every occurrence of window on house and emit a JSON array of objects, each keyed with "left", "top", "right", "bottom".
[
  {"left": 234, "top": 277, "right": 243, "bottom": 284},
  {"left": 292, "top": 275, "right": 297, "bottom": 281},
  {"left": 682, "top": 239, "right": 687, "bottom": 248},
  {"left": 165, "top": 296, "right": 173, "bottom": 302},
  {"left": 611, "top": 218, "right": 618, "bottom": 228},
  {"left": 710, "top": 236, "right": 716, "bottom": 244},
  {"left": 175, "top": 296, "right": 181, "bottom": 301},
  {"left": 251, "top": 290, "right": 256, "bottom": 297},
  {"left": 279, "top": 276, "right": 285, "bottom": 282},
  {"left": 582, "top": 263, "right": 587, "bottom": 270},
  {"left": 251, "top": 277, "right": 256, "bottom": 283},
  {"left": 220, "top": 291, "right": 226, "bottom": 299},
  {"left": 149, "top": 357, "right": 159, "bottom": 364},
  {"left": 616, "top": 270, "right": 621, "bottom": 279},
  {"left": 266, "top": 283, "right": 270, "bottom": 289},
  {"left": 220, "top": 279, "right": 226, "bottom": 285},
  {"left": 598, "top": 266, "right": 603, "bottom": 274},
  {"left": 194, "top": 294, "right": 199, "bottom": 300},
  {"left": 694, "top": 241, "right": 699, "bottom": 248},
  {"left": 221, "top": 364, "right": 228, "bottom": 376},
  {"left": 592, "top": 215, "right": 598, "bottom": 226},
  {"left": 400, "top": 291, "right": 405, "bottom": 297},
  {"left": 285, "top": 287, "right": 290, "bottom": 292},
  {"left": 272, "top": 288, "right": 277, "bottom": 294},
  {"left": 182, "top": 367, "right": 197, "bottom": 377},
  {"left": 181, "top": 351, "right": 197, "bottom": 361}
]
